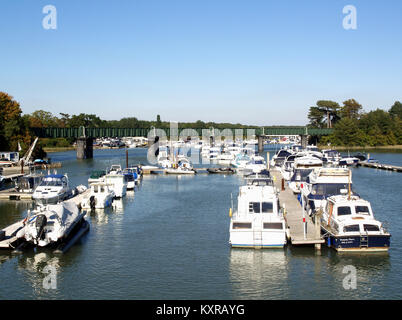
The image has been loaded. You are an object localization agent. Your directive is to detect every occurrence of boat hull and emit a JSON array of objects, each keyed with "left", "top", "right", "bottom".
[
  {"left": 324, "top": 232, "right": 390, "bottom": 252},
  {"left": 229, "top": 230, "right": 287, "bottom": 249}
]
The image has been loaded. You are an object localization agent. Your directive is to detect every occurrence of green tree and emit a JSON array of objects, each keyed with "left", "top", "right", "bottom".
[
  {"left": 316, "top": 100, "right": 340, "bottom": 128},
  {"left": 307, "top": 106, "right": 326, "bottom": 128},
  {"left": 341, "top": 99, "right": 362, "bottom": 120},
  {"left": 389, "top": 101, "right": 402, "bottom": 119},
  {"left": 331, "top": 118, "right": 366, "bottom": 146},
  {"left": 29, "top": 110, "right": 59, "bottom": 127}
]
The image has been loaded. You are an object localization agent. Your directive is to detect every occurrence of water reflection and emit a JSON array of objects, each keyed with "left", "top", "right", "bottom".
[
  {"left": 86, "top": 208, "right": 110, "bottom": 225},
  {"left": 112, "top": 199, "right": 124, "bottom": 214},
  {"left": 229, "top": 249, "right": 289, "bottom": 299},
  {"left": 17, "top": 251, "right": 61, "bottom": 297}
]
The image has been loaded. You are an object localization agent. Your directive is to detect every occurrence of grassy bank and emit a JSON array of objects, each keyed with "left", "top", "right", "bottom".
[
  {"left": 318, "top": 145, "right": 402, "bottom": 150},
  {"left": 43, "top": 146, "right": 76, "bottom": 153}
]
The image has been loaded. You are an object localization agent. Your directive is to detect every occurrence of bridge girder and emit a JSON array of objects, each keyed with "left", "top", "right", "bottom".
[{"left": 30, "top": 127, "right": 333, "bottom": 138}]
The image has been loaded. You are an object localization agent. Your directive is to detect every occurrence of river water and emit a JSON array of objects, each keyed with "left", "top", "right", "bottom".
[{"left": 0, "top": 147, "right": 401, "bottom": 299}]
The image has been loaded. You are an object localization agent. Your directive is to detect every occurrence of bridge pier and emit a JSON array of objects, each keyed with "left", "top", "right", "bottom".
[
  {"left": 300, "top": 134, "right": 308, "bottom": 149},
  {"left": 257, "top": 135, "right": 264, "bottom": 154},
  {"left": 76, "top": 137, "right": 93, "bottom": 159}
]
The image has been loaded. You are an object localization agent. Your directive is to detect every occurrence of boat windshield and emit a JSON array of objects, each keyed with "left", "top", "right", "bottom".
[
  {"left": 290, "top": 169, "right": 313, "bottom": 181},
  {"left": 248, "top": 202, "right": 273, "bottom": 213},
  {"left": 39, "top": 178, "right": 63, "bottom": 187},
  {"left": 337, "top": 206, "right": 352, "bottom": 216},
  {"left": 355, "top": 206, "right": 370, "bottom": 215},
  {"left": 311, "top": 183, "right": 350, "bottom": 197}
]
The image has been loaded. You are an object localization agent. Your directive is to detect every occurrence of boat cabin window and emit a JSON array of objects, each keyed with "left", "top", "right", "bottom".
[
  {"left": 248, "top": 202, "right": 273, "bottom": 213},
  {"left": 343, "top": 225, "right": 360, "bottom": 233},
  {"left": 262, "top": 202, "right": 273, "bottom": 213},
  {"left": 355, "top": 206, "right": 370, "bottom": 215},
  {"left": 94, "top": 186, "right": 99, "bottom": 193},
  {"left": 264, "top": 222, "right": 283, "bottom": 229},
  {"left": 233, "top": 222, "right": 252, "bottom": 229},
  {"left": 337, "top": 206, "right": 352, "bottom": 216},
  {"left": 363, "top": 224, "right": 380, "bottom": 232},
  {"left": 311, "top": 183, "right": 349, "bottom": 196},
  {"left": 100, "top": 186, "right": 105, "bottom": 193},
  {"left": 249, "top": 202, "right": 261, "bottom": 213}
]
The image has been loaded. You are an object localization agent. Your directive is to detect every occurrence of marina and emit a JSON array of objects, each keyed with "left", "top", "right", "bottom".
[{"left": 0, "top": 146, "right": 401, "bottom": 299}]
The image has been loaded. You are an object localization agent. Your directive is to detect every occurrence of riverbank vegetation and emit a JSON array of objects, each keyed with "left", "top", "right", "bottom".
[
  {"left": 2, "top": 91, "right": 401, "bottom": 156},
  {"left": 308, "top": 99, "right": 402, "bottom": 147}
]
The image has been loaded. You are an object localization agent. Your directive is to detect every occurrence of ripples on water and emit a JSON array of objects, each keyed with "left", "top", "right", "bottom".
[{"left": 0, "top": 148, "right": 401, "bottom": 299}]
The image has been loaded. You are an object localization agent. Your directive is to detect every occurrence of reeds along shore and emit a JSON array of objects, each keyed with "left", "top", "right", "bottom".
[{"left": 318, "top": 145, "right": 402, "bottom": 150}]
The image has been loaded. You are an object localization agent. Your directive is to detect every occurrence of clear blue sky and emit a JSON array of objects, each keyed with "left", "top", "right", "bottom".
[{"left": 0, "top": 0, "right": 401, "bottom": 125}]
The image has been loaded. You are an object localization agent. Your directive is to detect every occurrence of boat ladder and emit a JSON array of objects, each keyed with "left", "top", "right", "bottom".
[
  {"left": 253, "top": 227, "right": 263, "bottom": 247},
  {"left": 360, "top": 231, "right": 369, "bottom": 248}
]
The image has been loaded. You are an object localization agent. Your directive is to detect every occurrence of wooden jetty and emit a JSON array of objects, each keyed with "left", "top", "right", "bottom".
[
  {"left": 0, "top": 189, "right": 33, "bottom": 200},
  {"left": 0, "top": 219, "right": 25, "bottom": 249},
  {"left": 270, "top": 169, "right": 324, "bottom": 248},
  {"left": 0, "top": 162, "right": 62, "bottom": 176},
  {"left": 357, "top": 161, "right": 402, "bottom": 172}
]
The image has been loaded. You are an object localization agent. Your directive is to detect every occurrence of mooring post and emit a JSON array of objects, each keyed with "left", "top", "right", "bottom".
[
  {"left": 315, "top": 209, "right": 322, "bottom": 250},
  {"left": 126, "top": 149, "right": 128, "bottom": 168},
  {"left": 266, "top": 152, "right": 270, "bottom": 170}
]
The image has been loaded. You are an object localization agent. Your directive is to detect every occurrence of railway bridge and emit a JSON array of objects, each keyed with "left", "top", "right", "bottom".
[{"left": 30, "top": 126, "right": 333, "bottom": 159}]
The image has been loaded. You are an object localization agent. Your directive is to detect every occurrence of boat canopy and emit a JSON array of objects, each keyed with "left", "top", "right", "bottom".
[{"left": 89, "top": 171, "right": 106, "bottom": 179}]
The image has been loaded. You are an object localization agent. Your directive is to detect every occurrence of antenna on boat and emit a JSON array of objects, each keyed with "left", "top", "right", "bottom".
[{"left": 348, "top": 169, "right": 351, "bottom": 200}]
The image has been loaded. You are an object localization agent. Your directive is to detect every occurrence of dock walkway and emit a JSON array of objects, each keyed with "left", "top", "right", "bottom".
[
  {"left": 357, "top": 161, "right": 402, "bottom": 172},
  {"left": 0, "top": 219, "right": 25, "bottom": 249},
  {"left": 270, "top": 169, "right": 324, "bottom": 246}
]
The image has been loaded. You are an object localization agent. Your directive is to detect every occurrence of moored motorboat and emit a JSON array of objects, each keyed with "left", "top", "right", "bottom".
[
  {"left": 229, "top": 173, "right": 286, "bottom": 248},
  {"left": 319, "top": 195, "right": 390, "bottom": 252},
  {"left": 301, "top": 167, "right": 354, "bottom": 216},
  {"left": 15, "top": 173, "right": 44, "bottom": 193},
  {"left": 32, "top": 174, "right": 72, "bottom": 205},
  {"left": 16, "top": 202, "right": 86, "bottom": 248},
  {"left": 104, "top": 167, "right": 127, "bottom": 198},
  {"left": 81, "top": 182, "right": 115, "bottom": 210}
]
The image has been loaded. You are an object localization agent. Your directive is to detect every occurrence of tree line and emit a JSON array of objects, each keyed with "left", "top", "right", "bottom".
[
  {"left": 2, "top": 91, "right": 401, "bottom": 158},
  {"left": 308, "top": 99, "right": 402, "bottom": 146}
]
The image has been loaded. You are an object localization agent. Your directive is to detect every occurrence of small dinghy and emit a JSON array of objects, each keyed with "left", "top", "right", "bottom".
[
  {"left": 17, "top": 202, "right": 86, "bottom": 248},
  {"left": 207, "top": 168, "right": 235, "bottom": 174},
  {"left": 165, "top": 167, "right": 196, "bottom": 174}
]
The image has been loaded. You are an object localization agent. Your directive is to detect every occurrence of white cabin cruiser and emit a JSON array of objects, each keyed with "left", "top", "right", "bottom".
[
  {"left": 32, "top": 174, "right": 72, "bottom": 205},
  {"left": 81, "top": 182, "right": 115, "bottom": 210},
  {"left": 339, "top": 157, "right": 360, "bottom": 166},
  {"left": 320, "top": 195, "right": 390, "bottom": 252},
  {"left": 17, "top": 202, "right": 86, "bottom": 247},
  {"left": 229, "top": 174, "right": 287, "bottom": 248},
  {"left": 244, "top": 155, "right": 266, "bottom": 173},
  {"left": 104, "top": 172, "right": 127, "bottom": 198},
  {"left": 288, "top": 168, "right": 314, "bottom": 194},
  {"left": 88, "top": 170, "right": 107, "bottom": 184},
  {"left": 109, "top": 164, "right": 122, "bottom": 174},
  {"left": 301, "top": 168, "right": 353, "bottom": 217},
  {"left": 322, "top": 149, "right": 342, "bottom": 165},
  {"left": 231, "top": 154, "right": 251, "bottom": 169},
  {"left": 270, "top": 149, "right": 292, "bottom": 169},
  {"left": 15, "top": 173, "right": 43, "bottom": 193},
  {"left": 157, "top": 149, "right": 173, "bottom": 168},
  {"left": 165, "top": 157, "right": 195, "bottom": 174},
  {"left": 217, "top": 151, "right": 234, "bottom": 164}
]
